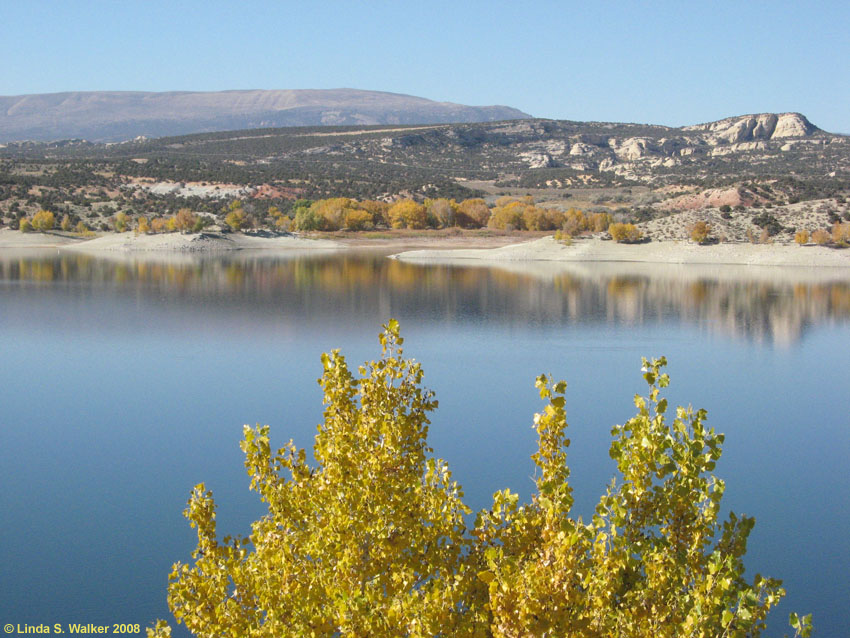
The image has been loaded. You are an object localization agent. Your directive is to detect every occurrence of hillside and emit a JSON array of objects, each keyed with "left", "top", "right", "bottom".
[
  {"left": 1, "top": 112, "right": 847, "bottom": 244},
  {"left": 0, "top": 89, "right": 531, "bottom": 142}
]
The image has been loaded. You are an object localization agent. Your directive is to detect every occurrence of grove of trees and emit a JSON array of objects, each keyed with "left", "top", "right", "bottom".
[{"left": 148, "top": 322, "right": 810, "bottom": 638}]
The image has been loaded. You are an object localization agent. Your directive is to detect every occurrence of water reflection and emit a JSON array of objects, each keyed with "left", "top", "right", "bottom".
[{"left": 1, "top": 249, "right": 849, "bottom": 344}]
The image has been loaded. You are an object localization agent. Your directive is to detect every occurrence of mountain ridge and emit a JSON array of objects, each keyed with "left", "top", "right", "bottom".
[{"left": 0, "top": 88, "right": 531, "bottom": 142}]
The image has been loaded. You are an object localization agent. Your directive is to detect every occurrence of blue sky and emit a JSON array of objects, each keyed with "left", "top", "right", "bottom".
[{"left": 2, "top": 0, "right": 848, "bottom": 133}]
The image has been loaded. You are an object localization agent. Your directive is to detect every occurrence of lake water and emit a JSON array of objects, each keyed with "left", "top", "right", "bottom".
[{"left": 1, "top": 249, "right": 848, "bottom": 637}]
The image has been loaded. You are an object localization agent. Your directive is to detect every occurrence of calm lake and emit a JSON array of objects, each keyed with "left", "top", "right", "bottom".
[{"left": 1, "top": 248, "right": 848, "bottom": 636}]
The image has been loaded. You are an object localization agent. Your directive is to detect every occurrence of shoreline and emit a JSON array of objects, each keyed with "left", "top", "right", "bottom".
[
  {"left": 392, "top": 236, "right": 850, "bottom": 269},
  {"left": 0, "top": 228, "right": 344, "bottom": 252},
  {"left": 2, "top": 229, "right": 849, "bottom": 271}
]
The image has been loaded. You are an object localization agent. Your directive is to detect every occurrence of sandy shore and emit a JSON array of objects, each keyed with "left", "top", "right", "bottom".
[
  {"left": 0, "top": 228, "right": 82, "bottom": 248},
  {"left": 0, "top": 228, "right": 343, "bottom": 252},
  {"left": 3, "top": 230, "right": 849, "bottom": 272},
  {"left": 394, "top": 236, "right": 850, "bottom": 269}
]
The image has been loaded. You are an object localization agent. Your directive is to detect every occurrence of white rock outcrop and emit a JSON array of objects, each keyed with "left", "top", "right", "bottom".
[{"left": 683, "top": 112, "right": 815, "bottom": 144}]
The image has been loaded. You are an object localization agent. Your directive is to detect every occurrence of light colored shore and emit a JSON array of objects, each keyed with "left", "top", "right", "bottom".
[
  {"left": 394, "top": 236, "right": 850, "bottom": 269},
  {"left": 2, "top": 230, "right": 849, "bottom": 275},
  {"left": 0, "top": 228, "right": 343, "bottom": 252},
  {"left": 0, "top": 228, "right": 82, "bottom": 248}
]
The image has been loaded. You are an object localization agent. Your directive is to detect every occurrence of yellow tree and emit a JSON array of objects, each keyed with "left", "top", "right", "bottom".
[
  {"left": 225, "top": 209, "right": 245, "bottom": 232},
  {"left": 609, "top": 222, "right": 643, "bottom": 243},
  {"left": 690, "top": 220, "right": 712, "bottom": 244},
  {"left": 344, "top": 208, "right": 373, "bottom": 231},
  {"left": 388, "top": 200, "right": 427, "bottom": 229},
  {"left": 175, "top": 208, "right": 197, "bottom": 233},
  {"left": 426, "top": 198, "right": 456, "bottom": 228},
  {"left": 150, "top": 326, "right": 810, "bottom": 638},
  {"left": 359, "top": 200, "right": 391, "bottom": 226},
  {"left": 811, "top": 229, "right": 831, "bottom": 245},
  {"left": 113, "top": 211, "right": 129, "bottom": 232},
  {"left": 456, "top": 198, "right": 491, "bottom": 228},
  {"left": 590, "top": 211, "right": 612, "bottom": 233},
  {"left": 488, "top": 201, "right": 525, "bottom": 230},
  {"left": 832, "top": 222, "right": 850, "bottom": 247},
  {"left": 476, "top": 359, "right": 791, "bottom": 637},
  {"left": 150, "top": 217, "right": 168, "bottom": 234},
  {"left": 312, "top": 197, "right": 354, "bottom": 231},
  {"left": 156, "top": 321, "right": 479, "bottom": 637},
  {"left": 31, "top": 209, "right": 55, "bottom": 232}
]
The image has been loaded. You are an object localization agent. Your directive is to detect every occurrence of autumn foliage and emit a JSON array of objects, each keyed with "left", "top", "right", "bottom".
[
  {"left": 30, "top": 209, "right": 55, "bottom": 232},
  {"left": 150, "top": 323, "right": 809, "bottom": 638},
  {"left": 388, "top": 199, "right": 427, "bottom": 229},
  {"left": 832, "top": 222, "right": 850, "bottom": 247},
  {"left": 609, "top": 222, "right": 643, "bottom": 243},
  {"left": 689, "top": 220, "right": 712, "bottom": 244},
  {"left": 812, "top": 229, "right": 831, "bottom": 245}
]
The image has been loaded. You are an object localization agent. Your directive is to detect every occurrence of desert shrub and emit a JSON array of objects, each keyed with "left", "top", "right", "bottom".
[
  {"left": 553, "top": 229, "right": 572, "bottom": 245},
  {"left": 794, "top": 230, "right": 809, "bottom": 245},
  {"left": 752, "top": 212, "right": 784, "bottom": 236}
]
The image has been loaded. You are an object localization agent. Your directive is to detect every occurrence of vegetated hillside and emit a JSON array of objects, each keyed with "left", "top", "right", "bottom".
[
  {"left": 1, "top": 112, "right": 848, "bottom": 242},
  {"left": 0, "top": 89, "right": 531, "bottom": 142}
]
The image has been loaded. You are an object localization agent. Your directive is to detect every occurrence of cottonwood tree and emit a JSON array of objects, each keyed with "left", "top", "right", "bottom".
[
  {"left": 31, "top": 209, "right": 55, "bottom": 232},
  {"left": 149, "top": 323, "right": 810, "bottom": 638}
]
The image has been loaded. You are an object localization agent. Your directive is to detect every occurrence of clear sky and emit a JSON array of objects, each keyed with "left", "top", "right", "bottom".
[{"left": 2, "top": 0, "right": 848, "bottom": 133}]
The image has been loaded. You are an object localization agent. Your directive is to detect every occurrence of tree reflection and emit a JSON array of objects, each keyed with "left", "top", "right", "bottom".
[{"left": 1, "top": 251, "right": 849, "bottom": 344}]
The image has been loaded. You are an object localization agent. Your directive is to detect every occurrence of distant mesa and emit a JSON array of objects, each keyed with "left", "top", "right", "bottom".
[
  {"left": 682, "top": 112, "right": 818, "bottom": 144},
  {"left": 0, "top": 88, "right": 532, "bottom": 143}
]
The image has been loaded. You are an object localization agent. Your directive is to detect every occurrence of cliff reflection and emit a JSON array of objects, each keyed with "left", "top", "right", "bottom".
[{"left": 2, "top": 251, "right": 848, "bottom": 344}]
